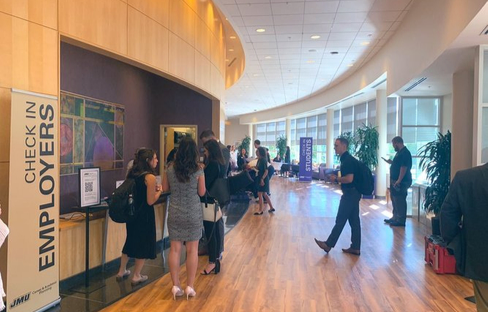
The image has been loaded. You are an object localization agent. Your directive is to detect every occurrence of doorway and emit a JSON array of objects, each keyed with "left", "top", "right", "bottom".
[{"left": 159, "top": 125, "right": 198, "bottom": 175}]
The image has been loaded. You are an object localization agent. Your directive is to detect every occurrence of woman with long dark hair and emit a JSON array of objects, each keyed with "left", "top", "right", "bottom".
[
  {"left": 117, "top": 148, "right": 161, "bottom": 285},
  {"left": 254, "top": 146, "right": 275, "bottom": 215},
  {"left": 162, "top": 137, "right": 206, "bottom": 300},
  {"left": 200, "top": 139, "right": 226, "bottom": 275}
]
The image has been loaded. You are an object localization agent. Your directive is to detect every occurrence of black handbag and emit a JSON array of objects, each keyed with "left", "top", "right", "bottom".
[{"left": 208, "top": 168, "right": 230, "bottom": 207}]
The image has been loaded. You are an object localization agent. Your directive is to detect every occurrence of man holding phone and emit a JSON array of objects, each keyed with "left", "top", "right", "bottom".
[{"left": 382, "top": 136, "right": 412, "bottom": 226}]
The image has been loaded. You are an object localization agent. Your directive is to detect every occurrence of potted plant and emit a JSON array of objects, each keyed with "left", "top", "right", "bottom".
[
  {"left": 353, "top": 124, "right": 379, "bottom": 172},
  {"left": 276, "top": 135, "right": 287, "bottom": 159},
  {"left": 237, "top": 135, "right": 251, "bottom": 156},
  {"left": 418, "top": 131, "right": 451, "bottom": 235}
]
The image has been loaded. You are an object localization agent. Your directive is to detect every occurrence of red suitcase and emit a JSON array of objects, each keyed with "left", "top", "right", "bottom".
[{"left": 424, "top": 235, "right": 456, "bottom": 274}]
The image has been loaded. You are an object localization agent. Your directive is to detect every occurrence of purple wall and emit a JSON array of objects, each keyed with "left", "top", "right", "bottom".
[{"left": 60, "top": 42, "right": 213, "bottom": 214}]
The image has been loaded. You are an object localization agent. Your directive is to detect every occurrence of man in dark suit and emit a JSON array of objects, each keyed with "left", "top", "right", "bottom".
[{"left": 440, "top": 163, "right": 488, "bottom": 311}]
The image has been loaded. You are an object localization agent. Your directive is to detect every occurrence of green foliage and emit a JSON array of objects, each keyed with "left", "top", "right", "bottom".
[
  {"left": 418, "top": 131, "right": 451, "bottom": 216},
  {"left": 237, "top": 135, "right": 251, "bottom": 155},
  {"left": 276, "top": 135, "right": 287, "bottom": 158},
  {"left": 354, "top": 124, "right": 379, "bottom": 171}
]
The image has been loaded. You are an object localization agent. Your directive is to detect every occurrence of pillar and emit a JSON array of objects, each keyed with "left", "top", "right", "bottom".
[{"left": 376, "top": 89, "right": 388, "bottom": 198}]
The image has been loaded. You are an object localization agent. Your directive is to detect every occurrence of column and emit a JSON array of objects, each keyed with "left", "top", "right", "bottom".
[
  {"left": 249, "top": 124, "right": 254, "bottom": 157},
  {"left": 286, "top": 118, "right": 291, "bottom": 147},
  {"left": 376, "top": 89, "right": 388, "bottom": 198},
  {"left": 326, "top": 108, "right": 335, "bottom": 168},
  {"left": 452, "top": 70, "right": 474, "bottom": 174}
]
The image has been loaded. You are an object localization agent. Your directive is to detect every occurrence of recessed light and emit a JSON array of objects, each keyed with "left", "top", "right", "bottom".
[
  {"left": 330, "top": 51, "right": 339, "bottom": 55},
  {"left": 225, "top": 59, "right": 229, "bottom": 62},
  {"left": 361, "top": 41, "right": 370, "bottom": 46},
  {"left": 310, "top": 35, "right": 321, "bottom": 39},
  {"left": 309, "top": 49, "right": 317, "bottom": 53},
  {"left": 230, "top": 36, "right": 236, "bottom": 39},
  {"left": 307, "top": 60, "right": 315, "bottom": 64},
  {"left": 228, "top": 48, "right": 234, "bottom": 52},
  {"left": 347, "top": 63, "right": 354, "bottom": 67},
  {"left": 265, "top": 56, "right": 272, "bottom": 59},
  {"left": 253, "top": 73, "right": 260, "bottom": 77},
  {"left": 256, "top": 28, "right": 266, "bottom": 33}
]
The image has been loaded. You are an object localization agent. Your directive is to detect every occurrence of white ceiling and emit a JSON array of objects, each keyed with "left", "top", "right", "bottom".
[{"left": 214, "top": 0, "right": 414, "bottom": 117}]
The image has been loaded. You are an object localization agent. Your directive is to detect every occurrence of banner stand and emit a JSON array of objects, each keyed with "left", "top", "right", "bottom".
[
  {"left": 8, "top": 89, "right": 61, "bottom": 312},
  {"left": 299, "top": 137, "right": 313, "bottom": 182}
]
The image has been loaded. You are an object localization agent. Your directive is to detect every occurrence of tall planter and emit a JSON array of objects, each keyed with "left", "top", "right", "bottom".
[
  {"left": 418, "top": 131, "right": 451, "bottom": 235},
  {"left": 354, "top": 124, "right": 379, "bottom": 172},
  {"left": 237, "top": 135, "right": 251, "bottom": 156},
  {"left": 276, "top": 135, "right": 287, "bottom": 159}
]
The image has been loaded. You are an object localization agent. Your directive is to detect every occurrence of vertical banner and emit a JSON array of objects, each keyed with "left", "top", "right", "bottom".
[
  {"left": 299, "top": 137, "right": 313, "bottom": 182},
  {"left": 8, "top": 90, "right": 60, "bottom": 311}
]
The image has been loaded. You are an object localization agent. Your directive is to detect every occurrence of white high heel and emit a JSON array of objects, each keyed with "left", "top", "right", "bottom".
[
  {"left": 171, "top": 285, "right": 184, "bottom": 300},
  {"left": 185, "top": 286, "right": 196, "bottom": 300}
]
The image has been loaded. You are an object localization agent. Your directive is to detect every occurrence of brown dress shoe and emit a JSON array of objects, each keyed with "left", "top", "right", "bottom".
[
  {"left": 314, "top": 238, "right": 331, "bottom": 253},
  {"left": 342, "top": 247, "right": 360, "bottom": 256}
]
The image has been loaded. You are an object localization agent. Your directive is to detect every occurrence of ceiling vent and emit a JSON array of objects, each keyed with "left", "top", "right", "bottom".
[
  {"left": 480, "top": 25, "right": 488, "bottom": 35},
  {"left": 371, "top": 78, "right": 387, "bottom": 89},
  {"left": 404, "top": 77, "right": 427, "bottom": 91}
]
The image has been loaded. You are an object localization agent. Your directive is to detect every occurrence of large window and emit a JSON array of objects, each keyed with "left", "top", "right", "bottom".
[
  {"left": 401, "top": 97, "right": 441, "bottom": 181},
  {"left": 254, "top": 121, "right": 286, "bottom": 157},
  {"left": 290, "top": 113, "right": 327, "bottom": 165}
]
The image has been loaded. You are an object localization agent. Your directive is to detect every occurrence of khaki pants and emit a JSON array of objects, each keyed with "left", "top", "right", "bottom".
[{"left": 473, "top": 280, "right": 488, "bottom": 312}]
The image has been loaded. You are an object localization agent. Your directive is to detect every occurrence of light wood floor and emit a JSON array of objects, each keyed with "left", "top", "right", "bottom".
[{"left": 102, "top": 178, "right": 475, "bottom": 312}]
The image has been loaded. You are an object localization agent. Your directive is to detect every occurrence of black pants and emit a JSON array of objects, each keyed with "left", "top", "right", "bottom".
[
  {"left": 326, "top": 188, "right": 362, "bottom": 250},
  {"left": 203, "top": 218, "right": 223, "bottom": 263},
  {"left": 390, "top": 181, "right": 409, "bottom": 223}
]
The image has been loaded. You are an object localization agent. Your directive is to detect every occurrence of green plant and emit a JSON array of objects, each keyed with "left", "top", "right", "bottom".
[
  {"left": 418, "top": 131, "right": 451, "bottom": 216},
  {"left": 276, "top": 135, "right": 287, "bottom": 158},
  {"left": 354, "top": 124, "right": 379, "bottom": 171},
  {"left": 237, "top": 135, "right": 251, "bottom": 155}
]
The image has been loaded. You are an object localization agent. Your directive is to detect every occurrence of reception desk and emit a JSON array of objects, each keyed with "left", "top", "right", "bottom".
[{"left": 59, "top": 194, "right": 169, "bottom": 281}]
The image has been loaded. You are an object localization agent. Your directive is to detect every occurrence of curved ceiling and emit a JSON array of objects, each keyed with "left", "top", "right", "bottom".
[{"left": 213, "top": 0, "right": 414, "bottom": 117}]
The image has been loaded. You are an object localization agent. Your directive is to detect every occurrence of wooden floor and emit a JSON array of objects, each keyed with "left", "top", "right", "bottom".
[{"left": 101, "top": 178, "right": 475, "bottom": 312}]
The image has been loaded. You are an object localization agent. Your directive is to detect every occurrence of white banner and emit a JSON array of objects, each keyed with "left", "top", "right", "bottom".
[{"left": 7, "top": 89, "right": 60, "bottom": 311}]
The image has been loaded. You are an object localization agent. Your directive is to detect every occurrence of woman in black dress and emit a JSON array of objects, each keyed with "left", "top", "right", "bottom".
[
  {"left": 254, "top": 147, "right": 275, "bottom": 215},
  {"left": 200, "top": 140, "right": 226, "bottom": 275},
  {"left": 116, "top": 148, "right": 162, "bottom": 285}
]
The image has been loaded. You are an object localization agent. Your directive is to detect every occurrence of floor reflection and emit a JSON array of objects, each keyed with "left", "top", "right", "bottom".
[{"left": 51, "top": 198, "right": 250, "bottom": 312}]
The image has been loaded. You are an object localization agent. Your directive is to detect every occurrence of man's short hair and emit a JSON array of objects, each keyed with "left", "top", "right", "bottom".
[
  {"left": 336, "top": 137, "right": 349, "bottom": 147},
  {"left": 392, "top": 136, "right": 404, "bottom": 144},
  {"left": 254, "top": 139, "right": 261, "bottom": 145},
  {"left": 199, "top": 129, "right": 215, "bottom": 140}
]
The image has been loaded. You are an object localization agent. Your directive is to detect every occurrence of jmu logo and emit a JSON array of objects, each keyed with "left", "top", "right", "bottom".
[{"left": 10, "top": 293, "right": 30, "bottom": 309}]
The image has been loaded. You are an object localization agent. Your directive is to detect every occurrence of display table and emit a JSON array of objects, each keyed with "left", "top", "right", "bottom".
[{"left": 59, "top": 192, "right": 170, "bottom": 287}]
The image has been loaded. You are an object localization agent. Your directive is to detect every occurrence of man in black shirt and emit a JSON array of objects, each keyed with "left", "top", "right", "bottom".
[
  {"left": 382, "top": 136, "right": 412, "bottom": 226},
  {"left": 314, "top": 137, "right": 362, "bottom": 255}
]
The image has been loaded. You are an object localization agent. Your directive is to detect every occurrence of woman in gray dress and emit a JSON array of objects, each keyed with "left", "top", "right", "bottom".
[{"left": 162, "top": 137, "right": 206, "bottom": 300}]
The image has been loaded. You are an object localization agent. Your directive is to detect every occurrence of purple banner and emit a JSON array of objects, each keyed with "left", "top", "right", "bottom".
[{"left": 299, "top": 137, "right": 313, "bottom": 182}]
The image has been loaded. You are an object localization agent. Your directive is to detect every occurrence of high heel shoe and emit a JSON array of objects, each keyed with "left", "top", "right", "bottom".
[
  {"left": 201, "top": 262, "right": 217, "bottom": 275},
  {"left": 185, "top": 286, "right": 196, "bottom": 300},
  {"left": 215, "top": 259, "right": 221, "bottom": 274},
  {"left": 253, "top": 211, "right": 263, "bottom": 215},
  {"left": 171, "top": 285, "right": 184, "bottom": 300}
]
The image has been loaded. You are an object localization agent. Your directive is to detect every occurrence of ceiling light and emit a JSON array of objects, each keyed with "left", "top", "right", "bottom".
[
  {"left": 256, "top": 28, "right": 266, "bottom": 33},
  {"left": 253, "top": 73, "right": 260, "bottom": 77},
  {"left": 361, "top": 41, "right": 370, "bottom": 46},
  {"left": 265, "top": 56, "right": 272, "bottom": 59},
  {"left": 225, "top": 59, "right": 229, "bottom": 62},
  {"left": 307, "top": 60, "right": 315, "bottom": 64},
  {"left": 309, "top": 49, "right": 317, "bottom": 53},
  {"left": 230, "top": 36, "right": 236, "bottom": 39},
  {"left": 347, "top": 63, "right": 354, "bottom": 67},
  {"left": 228, "top": 48, "right": 234, "bottom": 52},
  {"left": 330, "top": 51, "right": 339, "bottom": 55},
  {"left": 310, "top": 35, "right": 321, "bottom": 39}
]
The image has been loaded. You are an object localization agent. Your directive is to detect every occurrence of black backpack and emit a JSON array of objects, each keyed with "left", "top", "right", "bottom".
[
  {"left": 354, "top": 159, "right": 374, "bottom": 196},
  {"left": 109, "top": 172, "right": 148, "bottom": 223}
]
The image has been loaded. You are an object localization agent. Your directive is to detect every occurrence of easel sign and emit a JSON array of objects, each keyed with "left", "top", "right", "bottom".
[{"left": 79, "top": 167, "right": 101, "bottom": 208}]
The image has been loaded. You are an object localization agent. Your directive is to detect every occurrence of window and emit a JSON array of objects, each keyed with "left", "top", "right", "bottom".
[
  {"left": 290, "top": 113, "right": 327, "bottom": 165},
  {"left": 401, "top": 97, "right": 441, "bottom": 181},
  {"left": 254, "top": 120, "right": 286, "bottom": 157}
]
